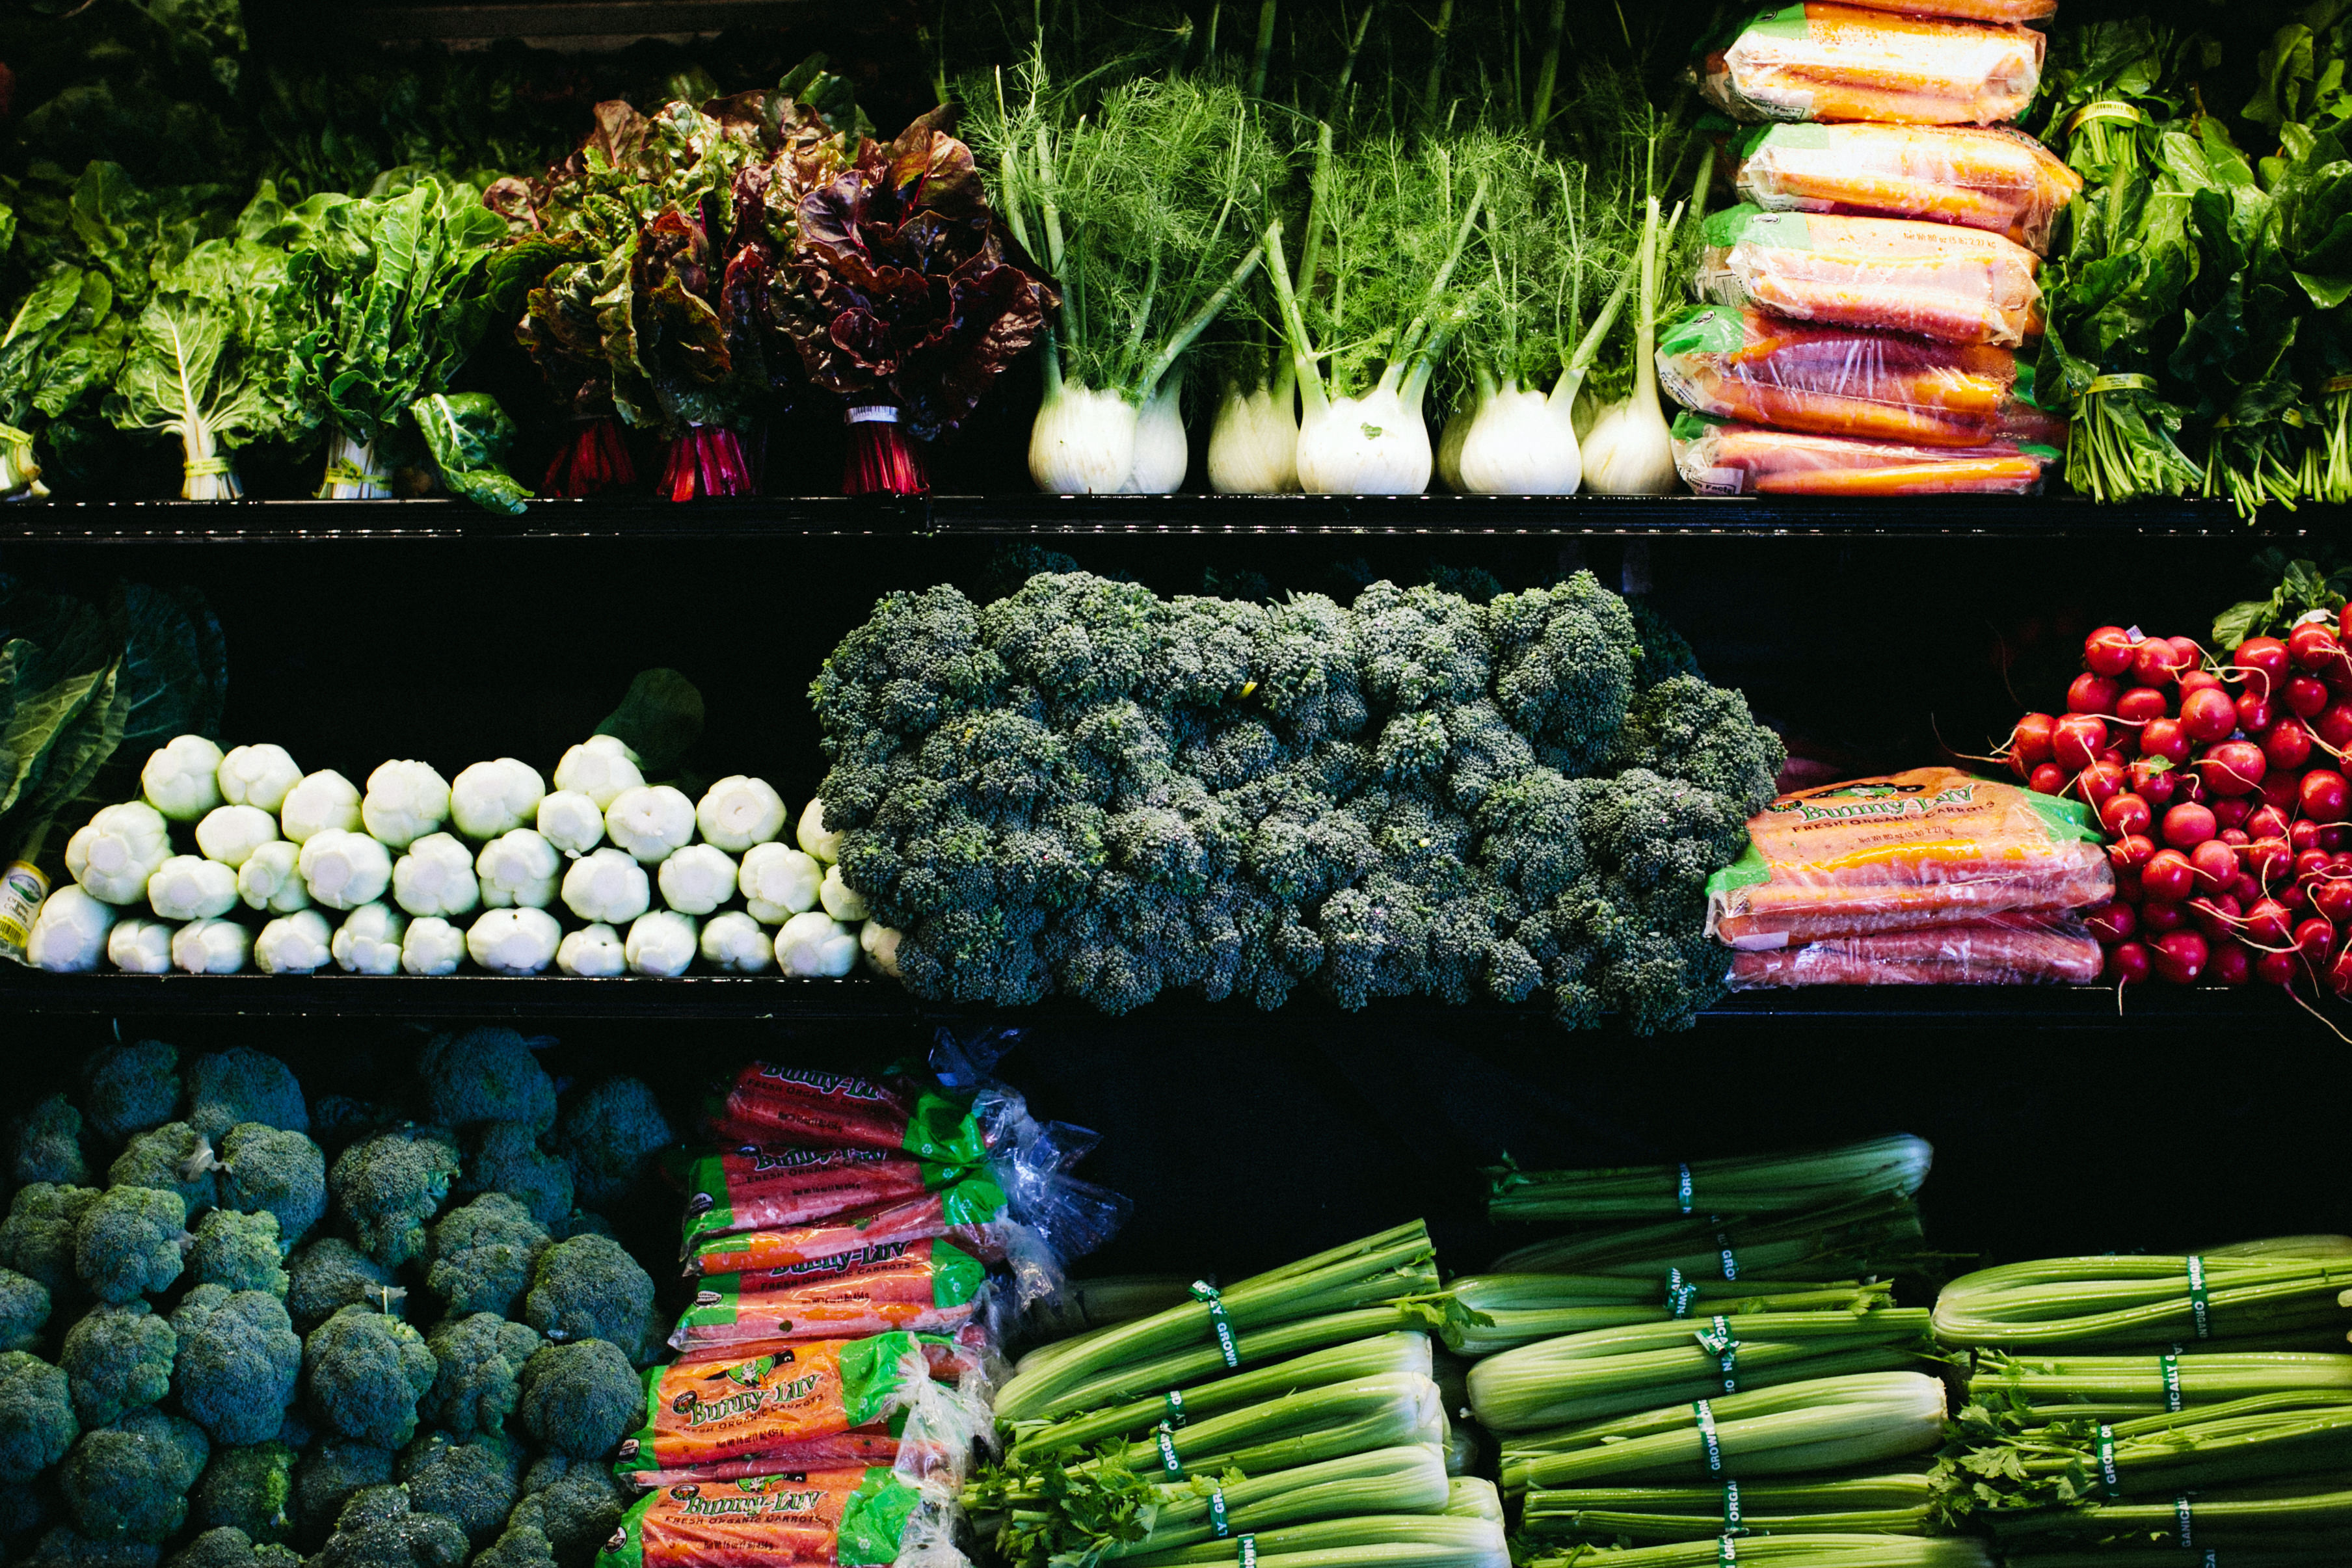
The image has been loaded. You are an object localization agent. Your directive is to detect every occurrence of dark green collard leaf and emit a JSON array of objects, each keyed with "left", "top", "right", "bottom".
[
  {"left": 412, "top": 392, "right": 529, "bottom": 515},
  {"left": 0, "top": 654, "right": 110, "bottom": 817},
  {"left": 595, "top": 669, "right": 704, "bottom": 778}
]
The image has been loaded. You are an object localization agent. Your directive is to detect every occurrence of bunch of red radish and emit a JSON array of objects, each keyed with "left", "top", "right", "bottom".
[{"left": 2005, "top": 612, "right": 2352, "bottom": 994}]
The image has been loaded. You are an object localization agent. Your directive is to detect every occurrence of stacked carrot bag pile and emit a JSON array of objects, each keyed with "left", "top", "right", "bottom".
[
  {"left": 1668, "top": 0, "right": 2079, "bottom": 496},
  {"left": 1705, "top": 766, "right": 2115, "bottom": 985},
  {"left": 598, "top": 1038, "right": 1128, "bottom": 1568}
]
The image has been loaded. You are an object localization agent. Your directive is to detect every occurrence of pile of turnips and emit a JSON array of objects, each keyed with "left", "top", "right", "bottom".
[
  {"left": 23, "top": 733, "right": 902, "bottom": 980},
  {"left": 2003, "top": 611, "right": 2352, "bottom": 995}
]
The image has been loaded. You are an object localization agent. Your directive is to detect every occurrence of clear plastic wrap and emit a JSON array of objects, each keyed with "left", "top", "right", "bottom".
[
  {"left": 1698, "top": 3, "right": 2047, "bottom": 126},
  {"left": 1707, "top": 766, "right": 2115, "bottom": 946},
  {"left": 672, "top": 1238, "right": 990, "bottom": 1351},
  {"left": 1733, "top": 123, "right": 2080, "bottom": 252},
  {"left": 597, "top": 1468, "right": 940, "bottom": 1568},
  {"left": 1827, "top": 0, "right": 2054, "bottom": 17},
  {"left": 705, "top": 1062, "right": 990, "bottom": 1165},
  {"left": 1698, "top": 206, "right": 2044, "bottom": 347},
  {"left": 1672, "top": 413, "right": 2055, "bottom": 496},
  {"left": 687, "top": 1178, "right": 1011, "bottom": 1277},
  {"left": 682, "top": 1145, "right": 957, "bottom": 1252},
  {"left": 1658, "top": 307, "right": 2061, "bottom": 448},
  {"left": 1729, "top": 914, "right": 2104, "bottom": 987}
]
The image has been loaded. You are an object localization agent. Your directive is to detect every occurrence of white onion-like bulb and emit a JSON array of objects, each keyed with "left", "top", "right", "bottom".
[
  {"left": 195, "top": 804, "right": 278, "bottom": 868},
  {"left": 361, "top": 760, "right": 452, "bottom": 849},
  {"left": 466, "top": 907, "right": 561, "bottom": 974},
  {"left": 148, "top": 855, "right": 239, "bottom": 922},
  {"left": 556, "top": 923, "right": 626, "bottom": 977},
  {"left": 777, "top": 910, "right": 859, "bottom": 977},
  {"left": 658, "top": 844, "right": 737, "bottom": 916},
  {"left": 401, "top": 917, "right": 466, "bottom": 976},
  {"left": 476, "top": 829, "right": 561, "bottom": 909},
  {"left": 1117, "top": 379, "right": 1187, "bottom": 494},
  {"left": 795, "top": 798, "right": 844, "bottom": 864},
  {"left": 280, "top": 770, "right": 363, "bottom": 844},
  {"left": 331, "top": 903, "right": 408, "bottom": 976},
  {"left": 217, "top": 744, "right": 302, "bottom": 812},
  {"left": 299, "top": 830, "right": 393, "bottom": 911},
  {"left": 27, "top": 886, "right": 114, "bottom": 972},
  {"left": 255, "top": 910, "right": 332, "bottom": 974},
  {"left": 695, "top": 777, "right": 786, "bottom": 853},
  {"left": 1029, "top": 382, "right": 1139, "bottom": 495},
  {"left": 107, "top": 917, "right": 175, "bottom": 974},
  {"left": 552, "top": 735, "right": 643, "bottom": 809},
  {"left": 142, "top": 735, "right": 224, "bottom": 822},
  {"left": 604, "top": 785, "right": 695, "bottom": 864},
  {"left": 450, "top": 758, "right": 546, "bottom": 840},
  {"left": 740, "top": 842, "right": 823, "bottom": 924},
  {"left": 237, "top": 840, "right": 311, "bottom": 914},
  {"left": 561, "top": 847, "right": 650, "bottom": 925},
  {"left": 173, "top": 918, "right": 251, "bottom": 975},
  {"left": 1458, "top": 383, "right": 1583, "bottom": 496},
  {"left": 1207, "top": 382, "right": 1300, "bottom": 494},
  {"left": 818, "top": 864, "right": 870, "bottom": 922},
  {"left": 1295, "top": 384, "right": 1432, "bottom": 495},
  {"left": 392, "top": 832, "right": 480, "bottom": 919},
  {"left": 624, "top": 910, "right": 698, "bottom": 977},
  {"left": 701, "top": 911, "right": 773, "bottom": 973},
  {"left": 537, "top": 791, "right": 606, "bottom": 857}
]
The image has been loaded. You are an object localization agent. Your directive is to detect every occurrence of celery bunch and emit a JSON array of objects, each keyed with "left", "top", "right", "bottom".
[{"left": 1522, "top": 1470, "right": 1934, "bottom": 1545}]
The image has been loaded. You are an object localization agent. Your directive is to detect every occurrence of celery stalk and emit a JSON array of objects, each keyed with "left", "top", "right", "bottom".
[
  {"left": 1491, "top": 1193, "right": 1927, "bottom": 1279},
  {"left": 1933, "top": 1253, "right": 2352, "bottom": 1350},
  {"left": 1525, "top": 1538, "right": 1990, "bottom": 1568},
  {"left": 1445, "top": 1275, "right": 1893, "bottom": 1357},
  {"left": 1524, "top": 1470, "right": 1934, "bottom": 1545},
  {"left": 1488, "top": 1137, "right": 1932, "bottom": 1224}
]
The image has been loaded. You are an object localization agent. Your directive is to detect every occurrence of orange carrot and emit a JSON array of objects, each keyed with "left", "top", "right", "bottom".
[
  {"left": 1702, "top": 4, "right": 2046, "bottom": 126},
  {"left": 1754, "top": 455, "right": 2045, "bottom": 493},
  {"left": 1828, "top": 0, "right": 2055, "bottom": 20}
]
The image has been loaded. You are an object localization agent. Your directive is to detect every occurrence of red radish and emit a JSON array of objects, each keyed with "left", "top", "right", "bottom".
[
  {"left": 2085, "top": 901, "right": 2135, "bottom": 944},
  {"left": 2248, "top": 803, "right": 2291, "bottom": 840},
  {"left": 2139, "top": 899, "right": 2187, "bottom": 934},
  {"left": 2328, "top": 825, "right": 2352, "bottom": 852},
  {"left": 2011, "top": 712, "right": 2058, "bottom": 764},
  {"left": 2230, "top": 870, "right": 2263, "bottom": 907},
  {"left": 2067, "top": 673, "right": 2120, "bottom": 715},
  {"left": 2053, "top": 714, "right": 2107, "bottom": 771},
  {"left": 2318, "top": 702, "right": 2352, "bottom": 751},
  {"left": 2302, "top": 768, "right": 2349, "bottom": 823},
  {"left": 2198, "top": 740, "right": 2266, "bottom": 796},
  {"left": 2076, "top": 760, "right": 2128, "bottom": 806},
  {"left": 2293, "top": 821, "right": 2326, "bottom": 856},
  {"left": 2086, "top": 625, "right": 2137, "bottom": 676},
  {"left": 2210, "top": 941, "right": 2251, "bottom": 986},
  {"left": 2219, "top": 826, "right": 2251, "bottom": 849},
  {"left": 2152, "top": 929, "right": 2210, "bottom": 983},
  {"left": 2133, "top": 638, "right": 2188, "bottom": 687},
  {"left": 2312, "top": 877, "right": 2352, "bottom": 925},
  {"left": 2116, "top": 686, "right": 2169, "bottom": 726},
  {"left": 2174, "top": 769, "right": 2207, "bottom": 804},
  {"left": 2212, "top": 797, "right": 2253, "bottom": 831},
  {"left": 2029, "top": 762, "right": 2066, "bottom": 795},
  {"left": 2236, "top": 692, "right": 2275, "bottom": 734},
  {"left": 2169, "top": 635, "right": 2202, "bottom": 663},
  {"left": 2329, "top": 944, "right": 2352, "bottom": 997},
  {"left": 2340, "top": 602, "right": 2352, "bottom": 643},
  {"left": 2290, "top": 621, "right": 2344, "bottom": 672},
  {"left": 2189, "top": 896, "right": 2242, "bottom": 942},
  {"left": 2234, "top": 636, "right": 2290, "bottom": 697},
  {"left": 2258, "top": 769, "right": 2301, "bottom": 814},
  {"left": 2143, "top": 848, "right": 2196, "bottom": 901},
  {"left": 2264, "top": 718, "right": 2313, "bottom": 770},
  {"left": 2297, "top": 847, "right": 2332, "bottom": 883},
  {"left": 2178, "top": 669, "right": 2225, "bottom": 700},
  {"left": 2189, "top": 840, "right": 2238, "bottom": 889},
  {"left": 2102, "top": 737, "right": 2135, "bottom": 763},
  {"left": 2107, "top": 833, "right": 2155, "bottom": 871},
  {"left": 2098, "top": 792, "right": 2151, "bottom": 837},
  {"left": 2258, "top": 948, "right": 2299, "bottom": 986},
  {"left": 2179, "top": 686, "right": 2238, "bottom": 744},
  {"left": 2286, "top": 674, "right": 2329, "bottom": 717},
  {"left": 2295, "top": 916, "right": 2338, "bottom": 961},
  {"left": 2139, "top": 717, "right": 2191, "bottom": 764},
  {"left": 2139, "top": 769, "right": 2180, "bottom": 808},
  {"left": 2107, "top": 941, "right": 2152, "bottom": 985},
  {"left": 2246, "top": 837, "right": 2292, "bottom": 883},
  {"left": 2244, "top": 896, "right": 2293, "bottom": 944},
  {"left": 2161, "top": 801, "right": 2217, "bottom": 849}
]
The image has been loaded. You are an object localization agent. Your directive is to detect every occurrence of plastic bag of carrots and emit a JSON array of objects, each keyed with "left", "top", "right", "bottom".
[
  {"left": 1698, "top": 3, "right": 2046, "bottom": 126},
  {"left": 670, "top": 1238, "right": 990, "bottom": 1353},
  {"left": 595, "top": 1468, "right": 930, "bottom": 1568},
  {"left": 1729, "top": 914, "right": 2102, "bottom": 987},
  {"left": 1734, "top": 123, "right": 2081, "bottom": 253},
  {"left": 1698, "top": 206, "right": 2044, "bottom": 347},
  {"left": 1706, "top": 767, "right": 2114, "bottom": 947},
  {"left": 1658, "top": 306, "right": 2063, "bottom": 448},
  {"left": 1670, "top": 413, "right": 2055, "bottom": 496}
]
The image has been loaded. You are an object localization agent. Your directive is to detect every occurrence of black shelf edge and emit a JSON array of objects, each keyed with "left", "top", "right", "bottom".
[{"left": 0, "top": 494, "right": 2321, "bottom": 544}]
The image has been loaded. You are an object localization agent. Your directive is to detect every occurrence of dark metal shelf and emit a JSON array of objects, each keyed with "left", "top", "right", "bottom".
[{"left": 0, "top": 494, "right": 2320, "bottom": 545}]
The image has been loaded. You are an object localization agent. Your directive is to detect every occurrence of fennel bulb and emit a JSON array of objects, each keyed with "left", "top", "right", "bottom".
[
  {"left": 142, "top": 736, "right": 224, "bottom": 821},
  {"left": 255, "top": 910, "right": 333, "bottom": 974},
  {"left": 332, "top": 903, "right": 408, "bottom": 976},
  {"left": 173, "top": 918, "right": 251, "bottom": 975},
  {"left": 402, "top": 917, "right": 466, "bottom": 976},
  {"left": 218, "top": 744, "right": 301, "bottom": 812},
  {"left": 624, "top": 910, "right": 699, "bottom": 977},
  {"left": 1207, "top": 382, "right": 1300, "bottom": 494},
  {"left": 1296, "top": 384, "right": 1432, "bottom": 496},
  {"left": 1118, "top": 379, "right": 1187, "bottom": 494},
  {"left": 701, "top": 911, "right": 773, "bottom": 973},
  {"left": 467, "top": 906, "right": 561, "bottom": 974},
  {"left": 557, "top": 923, "right": 626, "bottom": 977},
  {"left": 1436, "top": 400, "right": 1476, "bottom": 493},
  {"left": 1459, "top": 383, "right": 1582, "bottom": 495},
  {"left": 196, "top": 805, "right": 278, "bottom": 869},
  {"left": 1028, "top": 382, "right": 1138, "bottom": 494},
  {"left": 27, "top": 886, "right": 114, "bottom": 972},
  {"left": 236, "top": 841, "right": 310, "bottom": 914},
  {"left": 1580, "top": 196, "right": 1678, "bottom": 496},
  {"left": 148, "top": 855, "right": 239, "bottom": 922},
  {"left": 108, "top": 918, "right": 175, "bottom": 974}
]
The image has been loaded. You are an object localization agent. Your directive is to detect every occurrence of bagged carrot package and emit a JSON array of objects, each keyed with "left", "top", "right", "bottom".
[
  {"left": 596, "top": 1468, "right": 972, "bottom": 1568},
  {"left": 1697, "top": 3, "right": 2047, "bottom": 127},
  {"left": 1706, "top": 767, "right": 2114, "bottom": 946},
  {"left": 1657, "top": 306, "right": 2063, "bottom": 448},
  {"left": 1670, "top": 412, "right": 2055, "bottom": 496},
  {"left": 1733, "top": 123, "right": 2081, "bottom": 252},
  {"left": 672, "top": 1238, "right": 991, "bottom": 1352},
  {"left": 704, "top": 1063, "right": 992, "bottom": 1165},
  {"left": 1729, "top": 913, "right": 2102, "bottom": 987},
  {"left": 1697, "top": 206, "right": 2043, "bottom": 347},
  {"left": 682, "top": 1146, "right": 966, "bottom": 1251}
]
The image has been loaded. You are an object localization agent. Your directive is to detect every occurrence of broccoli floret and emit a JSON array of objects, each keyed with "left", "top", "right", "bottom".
[
  {"left": 550, "top": 1080, "right": 672, "bottom": 1210},
  {"left": 514, "top": 1340, "right": 637, "bottom": 1460},
  {"left": 396, "top": 1430, "right": 520, "bottom": 1547},
  {"left": 1609, "top": 674, "right": 1787, "bottom": 817},
  {"left": 170, "top": 1286, "right": 301, "bottom": 1446},
  {"left": 0, "top": 1349, "right": 76, "bottom": 1482},
  {"left": 163, "top": 1527, "right": 301, "bottom": 1568},
  {"left": 25, "top": 1526, "right": 161, "bottom": 1568},
  {"left": 1484, "top": 574, "right": 1640, "bottom": 775},
  {"left": 286, "top": 1240, "right": 403, "bottom": 1336},
  {"left": 60, "top": 1302, "right": 174, "bottom": 1429},
  {"left": 105, "top": 1124, "right": 215, "bottom": 1217},
  {"left": 425, "top": 1196, "right": 548, "bottom": 1321},
  {"left": 189, "top": 1210, "right": 288, "bottom": 1299},
  {"left": 416, "top": 1030, "right": 555, "bottom": 1134},
  {"left": 0, "top": 1267, "right": 52, "bottom": 1351},
  {"left": 0, "top": 1479, "right": 52, "bottom": 1547},
  {"left": 2, "top": 1186, "right": 100, "bottom": 1299},
  {"left": 14, "top": 1098, "right": 91, "bottom": 1187},
  {"left": 1350, "top": 579, "right": 1491, "bottom": 711},
  {"left": 185, "top": 1051, "right": 309, "bottom": 1142},
  {"left": 192, "top": 1441, "right": 299, "bottom": 1543},
  {"left": 453, "top": 1126, "right": 571, "bottom": 1230},
  {"left": 521, "top": 1236, "right": 652, "bottom": 1361},
  {"left": 1580, "top": 767, "right": 1753, "bottom": 897},
  {"left": 74, "top": 1188, "right": 189, "bottom": 1305},
  {"left": 213, "top": 1126, "right": 327, "bottom": 1248},
  {"left": 808, "top": 584, "right": 1004, "bottom": 761},
  {"left": 303, "top": 1307, "right": 436, "bottom": 1450},
  {"left": 311, "top": 1484, "right": 468, "bottom": 1568},
  {"left": 1252, "top": 594, "right": 1367, "bottom": 747},
  {"left": 979, "top": 572, "right": 1164, "bottom": 715},
  {"left": 58, "top": 1406, "right": 208, "bottom": 1543},
  {"left": 1476, "top": 766, "right": 1590, "bottom": 907},
  {"left": 294, "top": 1439, "right": 394, "bottom": 1550},
  {"left": 509, "top": 1452, "right": 630, "bottom": 1567},
  {"left": 420, "top": 1314, "right": 542, "bottom": 1437},
  {"left": 79, "top": 1043, "right": 181, "bottom": 1146},
  {"left": 328, "top": 1131, "right": 459, "bottom": 1269},
  {"left": 474, "top": 1520, "right": 558, "bottom": 1568}
]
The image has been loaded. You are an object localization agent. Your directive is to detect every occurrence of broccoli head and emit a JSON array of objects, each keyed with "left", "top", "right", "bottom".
[
  {"left": 1579, "top": 767, "right": 1754, "bottom": 897},
  {"left": 1609, "top": 674, "right": 1787, "bottom": 817},
  {"left": 808, "top": 583, "right": 1003, "bottom": 762},
  {"left": 189, "top": 1210, "right": 289, "bottom": 1299},
  {"left": 426, "top": 1195, "right": 548, "bottom": 1321},
  {"left": 453, "top": 1125, "right": 572, "bottom": 1230},
  {"left": 310, "top": 1484, "right": 468, "bottom": 1568},
  {"left": 193, "top": 1441, "right": 299, "bottom": 1543},
  {"left": 1350, "top": 579, "right": 1492, "bottom": 712},
  {"left": 501, "top": 1452, "right": 631, "bottom": 1568},
  {"left": 2, "top": 1185, "right": 99, "bottom": 1299},
  {"left": 416, "top": 1030, "right": 555, "bottom": 1134},
  {"left": 1484, "top": 574, "right": 1640, "bottom": 775},
  {"left": 521, "top": 1235, "right": 653, "bottom": 1360},
  {"left": 304, "top": 1307, "right": 436, "bottom": 1450},
  {"left": 105, "top": 1124, "right": 215, "bottom": 1217},
  {"left": 170, "top": 1286, "right": 301, "bottom": 1446},
  {"left": 0, "top": 1266, "right": 51, "bottom": 1351},
  {"left": 474, "top": 1521, "right": 557, "bottom": 1568},
  {"left": 59, "top": 1406, "right": 209, "bottom": 1543},
  {"left": 1475, "top": 766, "right": 1590, "bottom": 907},
  {"left": 294, "top": 1439, "right": 394, "bottom": 1550},
  {"left": 329, "top": 1130, "right": 459, "bottom": 1269},
  {"left": 164, "top": 1528, "right": 301, "bottom": 1568},
  {"left": 979, "top": 572, "right": 1164, "bottom": 715},
  {"left": 1625, "top": 596, "right": 1703, "bottom": 689},
  {"left": 185, "top": 1051, "right": 309, "bottom": 1142},
  {"left": 550, "top": 1079, "right": 672, "bottom": 1209},
  {"left": 80, "top": 1043, "right": 181, "bottom": 1146},
  {"left": 286, "top": 1239, "right": 404, "bottom": 1336},
  {"left": 0, "top": 1349, "right": 76, "bottom": 1482},
  {"left": 14, "top": 1098, "right": 91, "bottom": 1188},
  {"left": 206, "top": 1126, "right": 325, "bottom": 1249},
  {"left": 514, "top": 1340, "right": 637, "bottom": 1460},
  {"left": 25, "top": 1526, "right": 162, "bottom": 1568},
  {"left": 74, "top": 1187, "right": 190, "bottom": 1305},
  {"left": 421, "top": 1313, "right": 542, "bottom": 1437},
  {"left": 396, "top": 1430, "right": 521, "bottom": 1547},
  {"left": 60, "top": 1301, "right": 174, "bottom": 1429}
]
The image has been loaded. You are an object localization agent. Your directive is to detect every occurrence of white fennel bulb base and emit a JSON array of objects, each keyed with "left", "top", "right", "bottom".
[
  {"left": 1207, "top": 382, "right": 1299, "bottom": 494},
  {"left": 1436, "top": 399, "right": 1476, "bottom": 494},
  {"left": 1028, "top": 382, "right": 1139, "bottom": 494},
  {"left": 321, "top": 429, "right": 392, "bottom": 500},
  {"left": 1118, "top": 378, "right": 1188, "bottom": 494},
  {"left": 1296, "top": 385, "right": 1432, "bottom": 496},
  {"left": 1460, "top": 384, "right": 1583, "bottom": 495},
  {"left": 1579, "top": 395, "right": 1677, "bottom": 495}
]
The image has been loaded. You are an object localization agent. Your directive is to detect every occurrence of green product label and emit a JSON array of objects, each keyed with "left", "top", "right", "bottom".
[
  {"left": 1659, "top": 306, "right": 1747, "bottom": 361},
  {"left": 1736, "top": 211, "right": 1811, "bottom": 250},
  {"left": 1702, "top": 203, "right": 1767, "bottom": 248},
  {"left": 839, "top": 1331, "right": 921, "bottom": 1427},
  {"left": 682, "top": 1153, "right": 735, "bottom": 1247},
  {"left": 1672, "top": 409, "right": 1731, "bottom": 443},
  {"left": 1755, "top": 122, "right": 1831, "bottom": 154},
  {"left": 902, "top": 1092, "right": 987, "bottom": 1165},
  {"left": 838, "top": 1469, "right": 920, "bottom": 1567},
  {"left": 940, "top": 1171, "right": 1008, "bottom": 1227},
  {"left": 2018, "top": 441, "right": 2060, "bottom": 461},
  {"left": 593, "top": 1506, "right": 647, "bottom": 1568},
  {"left": 1704, "top": 838, "right": 1774, "bottom": 897},
  {"left": 2018, "top": 788, "right": 2104, "bottom": 845},
  {"left": 933, "top": 1238, "right": 986, "bottom": 1307}
]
